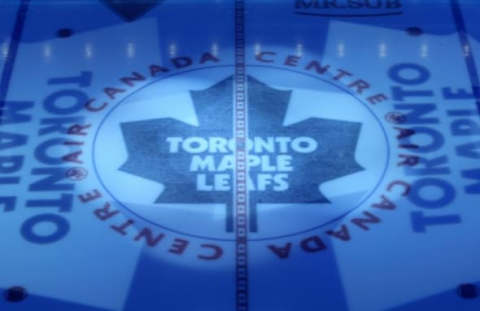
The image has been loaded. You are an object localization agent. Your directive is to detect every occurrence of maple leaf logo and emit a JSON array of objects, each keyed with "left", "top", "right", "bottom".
[{"left": 119, "top": 75, "right": 363, "bottom": 232}]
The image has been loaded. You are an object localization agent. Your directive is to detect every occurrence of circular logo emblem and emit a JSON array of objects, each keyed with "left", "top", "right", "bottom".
[{"left": 93, "top": 66, "right": 389, "bottom": 240}]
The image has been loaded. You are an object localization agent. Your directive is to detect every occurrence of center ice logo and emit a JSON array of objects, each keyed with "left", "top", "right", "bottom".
[{"left": 119, "top": 75, "right": 363, "bottom": 232}]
